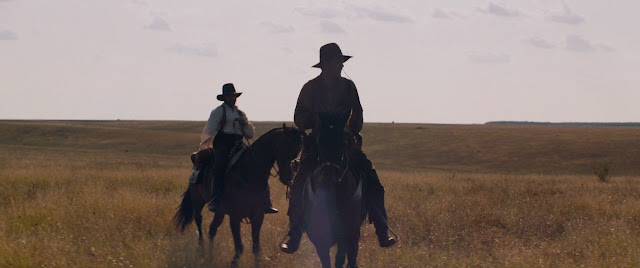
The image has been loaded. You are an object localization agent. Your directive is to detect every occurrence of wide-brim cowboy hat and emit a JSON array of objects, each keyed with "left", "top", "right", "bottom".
[
  {"left": 312, "top": 43, "right": 351, "bottom": 68},
  {"left": 217, "top": 83, "right": 242, "bottom": 101}
]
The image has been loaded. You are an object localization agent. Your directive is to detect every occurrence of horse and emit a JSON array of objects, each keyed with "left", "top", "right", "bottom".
[
  {"left": 174, "top": 124, "right": 303, "bottom": 265},
  {"left": 304, "top": 112, "right": 366, "bottom": 268}
]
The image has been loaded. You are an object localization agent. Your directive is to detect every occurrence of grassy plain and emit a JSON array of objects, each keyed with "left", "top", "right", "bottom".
[{"left": 1, "top": 120, "right": 640, "bottom": 267}]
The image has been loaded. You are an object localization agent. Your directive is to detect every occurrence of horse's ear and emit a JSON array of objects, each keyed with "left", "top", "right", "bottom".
[{"left": 282, "top": 123, "right": 286, "bottom": 129}]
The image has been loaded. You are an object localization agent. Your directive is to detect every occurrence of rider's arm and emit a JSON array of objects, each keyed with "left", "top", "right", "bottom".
[
  {"left": 199, "top": 106, "right": 223, "bottom": 150},
  {"left": 241, "top": 117, "right": 255, "bottom": 139},
  {"left": 294, "top": 82, "right": 316, "bottom": 131},
  {"left": 346, "top": 80, "right": 363, "bottom": 134},
  {"left": 235, "top": 110, "right": 255, "bottom": 139}
]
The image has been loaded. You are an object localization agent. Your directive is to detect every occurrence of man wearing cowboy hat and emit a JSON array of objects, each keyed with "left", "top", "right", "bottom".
[
  {"left": 200, "top": 83, "right": 277, "bottom": 213},
  {"left": 280, "top": 43, "right": 396, "bottom": 253}
]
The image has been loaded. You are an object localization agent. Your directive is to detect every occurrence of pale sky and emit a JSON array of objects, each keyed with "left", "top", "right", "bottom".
[{"left": 1, "top": 0, "right": 638, "bottom": 124}]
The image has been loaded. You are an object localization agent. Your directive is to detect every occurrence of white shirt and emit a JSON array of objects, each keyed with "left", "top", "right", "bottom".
[{"left": 199, "top": 103, "right": 255, "bottom": 150}]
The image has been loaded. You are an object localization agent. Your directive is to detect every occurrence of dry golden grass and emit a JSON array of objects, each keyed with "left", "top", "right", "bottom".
[{"left": 2, "top": 120, "right": 640, "bottom": 267}]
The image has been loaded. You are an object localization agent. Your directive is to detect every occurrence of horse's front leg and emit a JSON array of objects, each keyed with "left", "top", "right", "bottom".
[
  {"left": 251, "top": 213, "right": 264, "bottom": 254},
  {"left": 250, "top": 212, "right": 265, "bottom": 267},
  {"left": 335, "top": 239, "right": 346, "bottom": 268},
  {"left": 345, "top": 225, "right": 361, "bottom": 268},
  {"left": 229, "top": 216, "right": 244, "bottom": 267},
  {"left": 315, "top": 245, "right": 332, "bottom": 268}
]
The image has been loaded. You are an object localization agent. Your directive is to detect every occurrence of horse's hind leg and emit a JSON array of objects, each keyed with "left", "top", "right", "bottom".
[
  {"left": 229, "top": 216, "right": 244, "bottom": 267},
  {"left": 207, "top": 212, "right": 225, "bottom": 260},
  {"left": 193, "top": 202, "right": 205, "bottom": 245}
]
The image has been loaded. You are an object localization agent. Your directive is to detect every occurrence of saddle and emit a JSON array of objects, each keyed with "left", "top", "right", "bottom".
[
  {"left": 189, "top": 163, "right": 212, "bottom": 184},
  {"left": 188, "top": 141, "right": 248, "bottom": 184}
]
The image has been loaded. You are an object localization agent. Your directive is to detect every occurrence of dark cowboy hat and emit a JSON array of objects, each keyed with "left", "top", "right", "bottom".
[
  {"left": 312, "top": 43, "right": 352, "bottom": 68},
  {"left": 217, "top": 83, "right": 242, "bottom": 101}
]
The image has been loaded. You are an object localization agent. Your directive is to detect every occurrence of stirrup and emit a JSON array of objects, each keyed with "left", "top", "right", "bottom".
[
  {"left": 264, "top": 207, "right": 278, "bottom": 214},
  {"left": 378, "top": 235, "right": 397, "bottom": 248},
  {"left": 208, "top": 199, "right": 219, "bottom": 212},
  {"left": 377, "top": 227, "right": 398, "bottom": 248}
]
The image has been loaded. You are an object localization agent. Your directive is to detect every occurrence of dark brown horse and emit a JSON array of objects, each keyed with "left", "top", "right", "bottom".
[
  {"left": 304, "top": 112, "right": 366, "bottom": 268},
  {"left": 174, "top": 125, "right": 303, "bottom": 265}
]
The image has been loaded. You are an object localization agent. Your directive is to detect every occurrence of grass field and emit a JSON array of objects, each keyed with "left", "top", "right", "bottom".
[{"left": 1, "top": 120, "right": 640, "bottom": 267}]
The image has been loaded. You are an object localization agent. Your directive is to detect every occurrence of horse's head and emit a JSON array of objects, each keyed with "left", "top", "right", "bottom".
[{"left": 273, "top": 123, "right": 304, "bottom": 185}]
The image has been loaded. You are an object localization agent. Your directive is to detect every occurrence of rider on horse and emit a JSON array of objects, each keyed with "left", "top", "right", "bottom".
[
  {"left": 280, "top": 43, "right": 397, "bottom": 254},
  {"left": 199, "top": 83, "right": 278, "bottom": 214}
]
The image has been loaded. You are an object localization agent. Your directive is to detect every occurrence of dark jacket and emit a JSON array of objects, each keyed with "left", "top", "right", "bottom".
[{"left": 294, "top": 76, "right": 363, "bottom": 134}]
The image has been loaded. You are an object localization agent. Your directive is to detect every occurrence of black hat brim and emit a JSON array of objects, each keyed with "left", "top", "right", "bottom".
[
  {"left": 217, "top": 92, "right": 242, "bottom": 101},
  {"left": 312, "top": 55, "right": 351, "bottom": 68}
]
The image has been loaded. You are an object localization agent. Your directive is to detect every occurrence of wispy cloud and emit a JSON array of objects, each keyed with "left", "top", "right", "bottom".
[
  {"left": 563, "top": 35, "right": 614, "bottom": 52},
  {"left": 295, "top": 7, "right": 340, "bottom": 19},
  {"left": 597, "top": 43, "right": 615, "bottom": 52},
  {"left": 549, "top": 6, "right": 585, "bottom": 25},
  {"left": 432, "top": 8, "right": 451, "bottom": 19},
  {"left": 478, "top": 2, "right": 521, "bottom": 18},
  {"left": 167, "top": 43, "right": 217, "bottom": 58},
  {"left": 0, "top": 30, "right": 18, "bottom": 40},
  {"left": 319, "top": 21, "right": 346, "bottom": 34},
  {"left": 296, "top": 5, "right": 412, "bottom": 23},
  {"left": 468, "top": 52, "right": 511, "bottom": 63},
  {"left": 145, "top": 17, "right": 171, "bottom": 31},
  {"left": 523, "top": 37, "right": 555, "bottom": 49},
  {"left": 130, "top": 0, "right": 148, "bottom": 7},
  {"left": 565, "top": 35, "right": 594, "bottom": 52},
  {"left": 349, "top": 5, "right": 413, "bottom": 23},
  {"left": 260, "top": 22, "right": 294, "bottom": 34}
]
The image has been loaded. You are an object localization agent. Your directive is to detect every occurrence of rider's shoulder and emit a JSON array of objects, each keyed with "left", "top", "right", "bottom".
[
  {"left": 306, "top": 76, "right": 321, "bottom": 86},
  {"left": 302, "top": 77, "right": 321, "bottom": 92},
  {"left": 342, "top": 77, "right": 355, "bottom": 86},
  {"left": 210, "top": 104, "right": 225, "bottom": 114},
  {"left": 306, "top": 76, "right": 354, "bottom": 85}
]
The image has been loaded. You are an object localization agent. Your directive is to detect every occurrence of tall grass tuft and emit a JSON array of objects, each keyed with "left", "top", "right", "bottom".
[{"left": 594, "top": 161, "right": 613, "bottom": 183}]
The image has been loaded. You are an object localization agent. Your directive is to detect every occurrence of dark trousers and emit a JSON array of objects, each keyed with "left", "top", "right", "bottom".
[
  {"left": 287, "top": 144, "right": 318, "bottom": 234},
  {"left": 211, "top": 133, "right": 243, "bottom": 200}
]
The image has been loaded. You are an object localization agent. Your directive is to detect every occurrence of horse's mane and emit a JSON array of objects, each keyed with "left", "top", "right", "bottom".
[{"left": 250, "top": 125, "right": 301, "bottom": 148}]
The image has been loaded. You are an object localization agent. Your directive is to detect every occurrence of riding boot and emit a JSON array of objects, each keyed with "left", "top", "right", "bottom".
[
  {"left": 280, "top": 175, "right": 305, "bottom": 254},
  {"left": 366, "top": 169, "right": 396, "bottom": 248},
  {"left": 263, "top": 187, "right": 278, "bottom": 214}
]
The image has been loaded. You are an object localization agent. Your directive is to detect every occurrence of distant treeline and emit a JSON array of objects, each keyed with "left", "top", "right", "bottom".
[{"left": 485, "top": 121, "right": 640, "bottom": 127}]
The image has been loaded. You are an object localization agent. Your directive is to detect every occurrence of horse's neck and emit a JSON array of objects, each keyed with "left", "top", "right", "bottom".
[{"left": 245, "top": 133, "right": 277, "bottom": 175}]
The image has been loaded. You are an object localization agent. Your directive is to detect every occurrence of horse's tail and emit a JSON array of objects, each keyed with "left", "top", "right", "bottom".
[{"left": 173, "top": 188, "right": 194, "bottom": 232}]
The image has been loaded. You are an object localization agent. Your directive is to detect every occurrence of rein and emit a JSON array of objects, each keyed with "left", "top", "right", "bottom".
[{"left": 311, "top": 138, "right": 350, "bottom": 183}]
